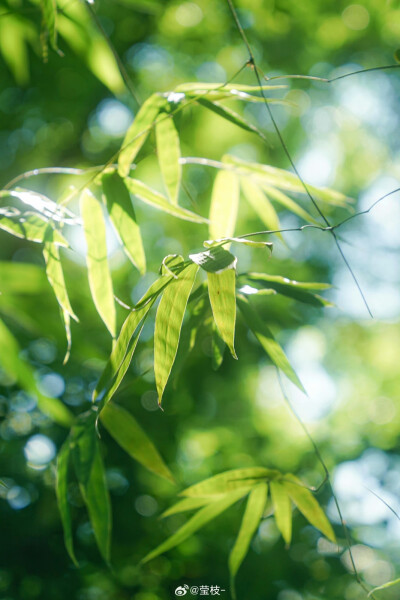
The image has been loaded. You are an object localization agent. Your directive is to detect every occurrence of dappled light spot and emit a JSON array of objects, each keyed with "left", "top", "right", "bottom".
[
  {"left": 96, "top": 99, "right": 133, "bottom": 137},
  {"left": 175, "top": 2, "right": 203, "bottom": 28},
  {"left": 7, "top": 485, "right": 31, "bottom": 510},
  {"left": 38, "top": 373, "right": 65, "bottom": 398},
  {"left": 342, "top": 5, "right": 370, "bottom": 31},
  {"left": 24, "top": 434, "right": 56, "bottom": 469},
  {"left": 135, "top": 495, "right": 158, "bottom": 517}
]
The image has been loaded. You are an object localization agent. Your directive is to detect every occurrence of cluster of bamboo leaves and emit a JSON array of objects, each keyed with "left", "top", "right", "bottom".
[{"left": 0, "top": 78, "right": 347, "bottom": 577}]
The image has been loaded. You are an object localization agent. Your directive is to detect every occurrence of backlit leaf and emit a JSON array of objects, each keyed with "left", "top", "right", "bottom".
[
  {"left": 270, "top": 480, "right": 292, "bottom": 545},
  {"left": 0, "top": 210, "right": 68, "bottom": 246},
  {"left": 43, "top": 242, "right": 78, "bottom": 320},
  {"left": 240, "top": 177, "right": 283, "bottom": 240},
  {"left": 100, "top": 402, "right": 174, "bottom": 483},
  {"left": 211, "top": 321, "right": 225, "bottom": 370},
  {"left": 80, "top": 189, "right": 116, "bottom": 337},
  {"left": 154, "top": 263, "right": 199, "bottom": 404},
  {"left": 180, "top": 468, "right": 277, "bottom": 498},
  {"left": 41, "top": 0, "right": 58, "bottom": 51},
  {"left": 209, "top": 168, "right": 239, "bottom": 240},
  {"left": 208, "top": 267, "right": 237, "bottom": 359},
  {"left": 102, "top": 171, "right": 146, "bottom": 275},
  {"left": 197, "top": 98, "right": 268, "bottom": 142},
  {"left": 189, "top": 245, "right": 237, "bottom": 273},
  {"left": 161, "top": 497, "right": 215, "bottom": 518},
  {"left": 155, "top": 109, "right": 181, "bottom": 205},
  {"left": 243, "top": 273, "right": 332, "bottom": 307},
  {"left": 56, "top": 440, "right": 78, "bottom": 566},
  {"left": 175, "top": 82, "right": 286, "bottom": 93}
]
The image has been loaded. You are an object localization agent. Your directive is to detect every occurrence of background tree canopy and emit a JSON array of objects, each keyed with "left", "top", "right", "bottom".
[{"left": 1, "top": 1, "right": 400, "bottom": 599}]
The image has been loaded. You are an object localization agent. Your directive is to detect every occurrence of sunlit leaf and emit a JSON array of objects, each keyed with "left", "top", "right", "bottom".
[
  {"left": 240, "top": 177, "right": 283, "bottom": 240},
  {"left": 270, "top": 480, "right": 292, "bottom": 545},
  {"left": 80, "top": 189, "right": 116, "bottom": 337},
  {"left": 283, "top": 475, "right": 335, "bottom": 542},
  {"left": 0, "top": 189, "right": 79, "bottom": 224},
  {"left": 154, "top": 263, "right": 199, "bottom": 404},
  {"left": 125, "top": 178, "right": 208, "bottom": 224},
  {"left": 243, "top": 273, "right": 332, "bottom": 307},
  {"left": 102, "top": 171, "right": 146, "bottom": 274},
  {"left": 175, "top": 82, "right": 287, "bottom": 93},
  {"left": 197, "top": 98, "right": 268, "bottom": 141},
  {"left": 41, "top": 0, "right": 58, "bottom": 51},
  {"left": 100, "top": 402, "right": 175, "bottom": 483},
  {"left": 237, "top": 296, "right": 305, "bottom": 392},
  {"left": 118, "top": 94, "right": 165, "bottom": 177},
  {"left": 56, "top": 440, "right": 78, "bottom": 566},
  {"left": 161, "top": 497, "right": 215, "bottom": 518},
  {"left": 262, "top": 186, "right": 319, "bottom": 225},
  {"left": 208, "top": 266, "right": 237, "bottom": 359},
  {"left": 189, "top": 245, "right": 237, "bottom": 273},
  {"left": 155, "top": 109, "right": 181, "bottom": 205},
  {"left": 142, "top": 488, "right": 251, "bottom": 564},
  {"left": 204, "top": 237, "right": 273, "bottom": 251},
  {"left": 0, "top": 318, "right": 73, "bottom": 427},
  {"left": 211, "top": 321, "right": 225, "bottom": 370},
  {"left": 180, "top": 467, "right": 277, "bottom": 498},
  {"left": 43, "top": 243, "right": 78, "bottom": 320},
  {"left": 0, "top": 210, "right": 68, "bottom": 246},
  {"left": 229, "top": 483, "right": 268, "bottom": 597},
  {"left": 209, "top": 168, "right": 239, "bottom": 240}
]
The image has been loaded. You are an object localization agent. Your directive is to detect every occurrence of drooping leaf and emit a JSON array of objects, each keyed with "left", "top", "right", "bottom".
[
  {"left": 204, "top": 237, "right": 273, "bottom": 251},
  {"left": 180, "top": 468, "right": 277, "bottom": 498},
  {"left": 197, "top": 98, "right": 268, "bottom": 142},
  {"left": 71, "top": 412, "right": 97, "bottom": 486},
  {"left": 240, "top": 177, "right": 283, "bottom": 240},
  {"left": 43, "top": 243, "right": 78, "bottom": 320},
  {"left": 142, "top": 488, "right": 250, "bottom": 564},
  {"left": 161, "top": 497, "right": 215, "bottom": 518},
  {"left": 56, "top": 440, "right": 78, "bottom": 566},
  {"left": 0, "top": 189, "right": 78, "bottom": 224},
  {"left": 262, "top": 186, "right": 320, "bottom": 225},
  {"left": 41, "top": 0, "right": 58, "bottom": 51},
  {"left": 0, "top": 318, "right": 73, "bottom": 427},
  {"left": 80, "top": 189, "right": 116, "bottom": 337},
  {"left": 229, "top": 483, "right": 268, "bottom": 596},
  {"left": 270, "top": 480, "right": 292, "bottom": 545},
  {"left": 189, "top": 245, "right": 237, "bottom": 273},
  {"left": 154, "top": 263, "right": 199, "bottom": 404},
  {"left": 125, "top": 178, "right": 208, "bottom": 224},
  {"left": 211, "top": 321, "right": 225, "bottom": 370},
  {"left": 283, "top": 475, "right": 335, "bottom": 542},
  {"left": 237, "top": 296, "right": 305, "bottom": 393},
  {"left": 208, "top": 267, "right": 237, "bottom": 359},
  {"left": 102, "top": 171, "right": 146, "bottom": 275},
  {"left": 100, "top": 402, "right": 175, "bottom": 483},
  {"left": 118, "top": 94, "right": 166, "bottom": 177},
  {"left": 243, "top": 273, "right": 332, "bottom": 307},
  {"left": 155, "top": 109, "right": 181, "bottom": 205},
  {"left": 0, "top": 210, "right": 68, "bottom": 246},
  {"left": 208, "top": 168, "right": 239, "bottom": 241}
]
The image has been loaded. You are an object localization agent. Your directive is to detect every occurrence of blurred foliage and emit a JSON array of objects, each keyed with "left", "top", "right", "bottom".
[{"left": 1, "top": 1, "right": 400, "bottom": 600}]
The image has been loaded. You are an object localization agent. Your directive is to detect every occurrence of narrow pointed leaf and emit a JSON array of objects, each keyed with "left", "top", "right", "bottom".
[
  {"left": 181, "top": 468, "right": 277, "bottom": 498},
  {"left": 270, "top": 480, "right": 292, "bottom": 545},
  {"left": 229, "top": 483, "right": 268, "bottom": 592},
  {"left": 41, "top": 0, "right": 58, "bottom": 51},
  {"left": 100, "top": 402, "right": 174, "bottom": 483},
  {"left": 80, "top": 189, "right": 116, "bottom": 337},
  {"left": 262, "top": 186, "right": 320, "bottom": 225},
  {"left": 204, "top": 237, "right": 273, "bottom": 250},
  {"left": 102, "top": 171, "right": 146, "bottom": 274},
  {"left": 161, "top": 497, "right": 216, "bottom": 518},
  {"left": 208, "top": 267, "right": 237, "bottom": 359},
  {"left": 190, "top": 245, "right": 237, "bottom": 273},
  {"left": 243, "top": 273, "right": 331, "bottom": 307},
  {"left": 56, "top": 441, "right": 78, "bottom": 566},
  {"left": 211, "top": 321, "right": 225, "bottom": 370},
  {"left": 175, "top": 82, "right": 287, "bottom": 93},
  {"left": 0, "top": 211, "right": 68, "bottom": 245},
  {"left": 155, "top": 110, "right": 181, "bottom": 205},
  {"left": 240, "top": 177, "right": 283, "bottom": 240},
  {"left": 71, "top": 412, "right": 97, "bottom": 486},
  {"left": 118, "top": 94, "right": 165, "bottom": 177},
  {"left": 197, "top": 98, "right": 268, "bottom": 142},
  {"left": 154, "top": 263, "right": 199, "bottom": 404},
  {"left": 125, "top": 178, "right": 208, "bottom": 224},
  {"left": 43, "top": 242, "right": 78, "bottom": 320},
  {"left": 142, "top": 488, "right": 250, "bottom": 564},
  {"left": 209, "top": 169, "right": 239, "bottom": 240},
  {"left": 283, "top": 475, "right": 335, "bottom": 542},
  {"left": 237, "top": 296, "right": 305, "bottom": 393}
]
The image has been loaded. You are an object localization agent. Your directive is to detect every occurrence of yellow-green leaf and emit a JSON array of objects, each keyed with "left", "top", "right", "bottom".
[
  {"left": 43, "top": 243, "right": 78, "bottom": 320},
  {"left": 197, "top": 98, "right": 268, "bottom": 142},
  {"left": 155, "top": 110, "right": 181, "bottom": 205},
  {"left": 102, "top": 171, "right": 146, "bottom": 274},
  {"left": 56, "top": 440, "right": 78, "bottom": 566},
  {"left": 100, "top": 402, "right": 174, "bottom": 483},
  {"left": 190, "top": 245, "right": 237, "bottom": 273},
  {"left": 161, "top": 497, "right": 215, "bottom": 518},
  {"left": 208, "top": 267, "right": 237, "bottom": 359},
  {"left": 209, "top": 169, "right": 239, "bottom": 241},
  {"left": 240, "top": 177, "right": 283, "bottom": 240},
  {"left": 270, "top": 480, "right": 292, "bottom": 545},
  {"left": 243, "top": 273, "right": 331, "bottom": 307},
  {"left": 0, "top": 211, "right": 68, "bottom": 246},
  {"left": 154, "top": 263, "right": 199, "bottom": 404},
  {"left": 181, "top": 468, "right": 277, "bottom": 498},
  {"left": 80, "top": 189, "right": 116, "bottom": 337},
  {"left": 41, "top": 0, "right": 58, "bottom": 51}
]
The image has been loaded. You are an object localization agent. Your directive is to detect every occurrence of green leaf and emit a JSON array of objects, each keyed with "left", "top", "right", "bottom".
[
  {"left": 154, "top": 263, "right": 199, "bottom": 404},
  {"left": 100, "top": 402, "right": 175, "bottom": 483},
  {"left": 102, "top": 171, "right": 146, "bottom": 275},
  {"left": 125, "top": 178, "right": 208, "bottom": 224},
  {"left": 0, "top": 188, "right": 78, "bottom": 224},
  {"left": 229, "top": 483, "right": 268, "bottom": 596},
  {"left": 208, "top": 267, "right": 237, "bottom": 359},
  {"left": 181, "top": 468, "right": 277, "bottom": 497},
  {"left": 237, "top": 296, "right": 305, "bottom": 393},
  {"left": 270, "top": 480, "right": 292, "bottom": 545},
  {"left": 211, "top": 321, "right": 225, "bottom": 371},
  {"left": 155, "top": 109, "right": 181, "bottom": 205},
  {"left": 262, "top": 186, "right": 320, "bottom": 225},
  {"left": 189, "top": 245, "right": 237, "bottom": 273},
  {"left": 197, "top": 98, "right": 268, "bottom": 142},
  {"left": 0, "top": 210, "right": 68, "bottom": 246},
  {"left": 43, "top": 243, "right": 78, "bottom": 320},
  {"left": 283, "top": 475, "right": 335, "bottom": 542},
  {"left": 118, "top": 94, "right": 166, "bottom": 177},
  {"left": 0, "top": 318, "right": 73, "bottom": 427},
  {"left": 142, "top": 488, "right": 250, "bottom": 564},
  {"left": 80, "top": 189, "right": 116, "bottom": 337},
  {"left": 209, "top": 168, "right": 239, "bottom": 240},
  {"left": 161, "top": 497, "right": 215, "bottom": 518},
  {"left": 204, "top": 237, "right": 273, "bottom": 251},
  {"left": 243, "top": 273, "right": 332, "bottom": 307},
  {"left": 41, "top": 0, "right": 58, "bottom": 51},
  {"left": 240, "top": 177, "right": 283, "bottom": 240},
  {"left": 56, "top": 440, "right": 78, "bottom": 566},
  {"left": 175, "top": 82, "right": 286, "bottom": 93},
  {"left": 71, "top": 412, "right": 97, "bottom": 486},
  {"left": 368, "top": 577, "right": 400, "bottom": 597}
]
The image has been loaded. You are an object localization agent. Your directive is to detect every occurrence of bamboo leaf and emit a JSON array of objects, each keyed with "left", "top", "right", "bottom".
[
  {"left": 0, "top": 211, "right": 68, "bottom": 246},
  {"left": 237, "top": 296, "right": 305, "bottom": 393},
  {"left": 240, "top": 177, "right": 283, "bottom": 240},
  {"left": 204, "top": 237, "right": 273, "bottom": 251},
  {"left": 243, "top": 273, "right": 332, "bottom": 307},
  {"left": 41, "top": 0, "right": 58, "bottom": 51},
  {"left": 229, "top": 483, "right": 268, "bottom": 596},
  {"left": 161, "top": 497, "right": 216, "bottom": 518},
  {"left": 209, "top": 168, "right": 239, "bottom": 241},
  {"left": 80, "top": 189, "right": 116, "bottom": 337},
  {"left": 100, "top": 402, "right": 174, "bottom": 483},
  {"left": 262, "top": 186, "right": 320, "bottom": 225},
  {"left": 197, "top": 98, "right": 268, "bottom": 142},
  {"left": 211, "top": 321, "right": 225, "bottom": 370},
  {"left": 0, "top": 318, "right": 73, "bottom": 427},
  {"left": 283, "top": 475, "right": 335, "bottom": 542},
  {"left": 155, "top": 110, "right": 181, "bottom": 205},
  {"left": 270, "top": 480, "right": 292, "bottom": 545},
  {"left": 43, "top": 242, "right": 78, "bottom": 320},
  {"left": 190, "top": 245, "right": 237, "bottom": 273},
  {"left": 181, "top": 468, "right": 277, "bottom": 498},
  {"left": 118, "top": 94, "right": 166, "bottom": 177},
  {"left": 154, "top": 263, "right": 199, "bottom": 404},
  {"left": 142, "top": 488, "right": 250, "bottom": 564},
  {"left": 0, "top": 189, "right": 78, "bottom": 224},
  {"left": 56, "top": 440, "right": 78, "bottom": 566},
  {"left": 125, "top": 178, "right": 208, "bottom": 224},
  {"left": 102, "top": 171, "right": 146, "bottom": 275},
  {"left": 208, "top": 267, "right": 237, "bottom": 359},
  {"left": 175, "top": 82, "right": 287, "bottom": 93}
]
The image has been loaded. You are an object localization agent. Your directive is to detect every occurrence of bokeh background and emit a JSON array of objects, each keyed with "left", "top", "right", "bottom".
[{"left": 1, "top": 0, "right": 400, "bottom": 599}]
